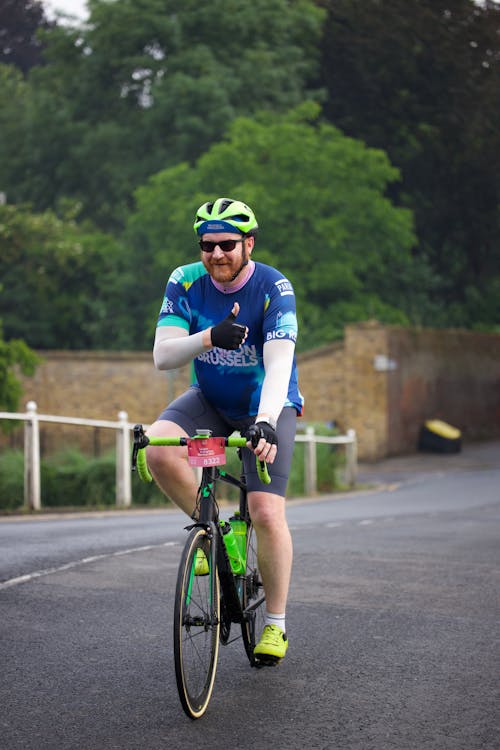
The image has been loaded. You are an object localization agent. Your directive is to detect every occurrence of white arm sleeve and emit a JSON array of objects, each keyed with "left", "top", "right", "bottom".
[
  {"left": 257, "top": 339, "right": 295, "bottom": 425},
  {"left": 153, "top": 326, "right": 208, "bottom": 370}
]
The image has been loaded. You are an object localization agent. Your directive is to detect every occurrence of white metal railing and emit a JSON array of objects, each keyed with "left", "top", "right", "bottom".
[
  {"left": 295, "top": 425, "right": 358, "bottom": 495},
  {"left": 0, "top": 402, "right": 357, "bottom": 511},
  {"left": 0, "top": 401, "right": 132, "bottom": 511}
]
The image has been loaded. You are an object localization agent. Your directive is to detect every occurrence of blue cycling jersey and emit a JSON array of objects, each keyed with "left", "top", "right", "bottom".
[{"left": 157, "top": 261, "right": 304, "bottom": 421}]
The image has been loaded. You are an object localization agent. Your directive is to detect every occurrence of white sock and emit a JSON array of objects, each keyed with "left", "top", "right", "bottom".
[{"left": 265, "top": 612, "right": 286, "bottom": 632}]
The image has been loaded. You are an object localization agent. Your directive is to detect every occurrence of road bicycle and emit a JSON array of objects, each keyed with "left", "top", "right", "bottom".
[{"left": 131, "top": 424, "right": 271, "bottom": 719}]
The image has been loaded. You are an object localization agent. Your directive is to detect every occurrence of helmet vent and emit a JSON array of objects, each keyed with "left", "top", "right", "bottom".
[{"left": 218, "top": 199, "right": 234, "bottom": 213}]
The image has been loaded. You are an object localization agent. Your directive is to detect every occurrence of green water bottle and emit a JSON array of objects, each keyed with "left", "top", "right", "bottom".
[
  {"left": 220, "top": 521, "right": 245, "bottom": 575},
  {"left": 229, "top": 512, "right": 247, "bottom": 570}
]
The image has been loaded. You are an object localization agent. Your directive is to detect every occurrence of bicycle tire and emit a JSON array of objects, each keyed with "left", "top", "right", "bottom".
[
  {"left": 173, "top": 527, "right": 220, "bottom": 719},
  {"left": 241, "top": 522, "right": 266, "bottom": 664}
]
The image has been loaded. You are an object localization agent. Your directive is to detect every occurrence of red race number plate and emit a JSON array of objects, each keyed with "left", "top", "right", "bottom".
[{"left": 187, "top": 437, "right": 226, "bottom": 467}]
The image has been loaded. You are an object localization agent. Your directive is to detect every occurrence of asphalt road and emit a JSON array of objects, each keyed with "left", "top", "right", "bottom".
[{"left": 1, "top": 449, "right": 499, "bottom": 749}]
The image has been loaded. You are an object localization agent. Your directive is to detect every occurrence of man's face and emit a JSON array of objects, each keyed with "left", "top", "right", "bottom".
[{"left": 200, "top": 232, "right": 254, "bottom": 285}]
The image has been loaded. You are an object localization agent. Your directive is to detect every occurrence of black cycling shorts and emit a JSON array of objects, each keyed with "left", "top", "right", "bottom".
[{"left": 156, "top": 387, "right": 297, "bottom": 497}]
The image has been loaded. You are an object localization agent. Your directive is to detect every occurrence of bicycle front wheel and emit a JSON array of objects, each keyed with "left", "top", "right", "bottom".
[
  {"left": 174, "top": 527, "right": 220, "bottom": 719},
  {"left": 241, "top": 522, "right": 266, "bottom": 664}
]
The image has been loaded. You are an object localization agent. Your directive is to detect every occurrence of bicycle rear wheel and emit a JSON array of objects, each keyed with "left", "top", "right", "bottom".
[
  {"left": 241, "top": 522, "right": 266, "bottom": 664},
  {"left": 174, "top": 527, "right": 220, "bottom": 719}
]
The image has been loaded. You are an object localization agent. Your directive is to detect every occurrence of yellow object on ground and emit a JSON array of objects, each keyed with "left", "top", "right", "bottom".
[{"left": 424, "top": 420, "right": 461, "bottom": 440}]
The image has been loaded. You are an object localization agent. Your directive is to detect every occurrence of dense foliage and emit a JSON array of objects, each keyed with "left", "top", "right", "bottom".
[
  {"left": 0, "top": 0, "right": 324, "bottom": 229},
  {"left": 127, "top": 104, "right": 417, "bottom": 346},
  {"left": 0, "top": 204, "right": 132, "bottom": 349},
  {"left": 316, "top": 0, "right": 500, "bottom": 328},
  {"left": 0, "top": 448, "right": 166, "bottom": 510},
  {"left": 0, "top": 0, "right": 498, "bottom": 353},
  {"left": 0, "top": 319, "right": 39, "bottom": 418},
  {"left": 0, "top": 0, "right": 54, "bottom": 73}
]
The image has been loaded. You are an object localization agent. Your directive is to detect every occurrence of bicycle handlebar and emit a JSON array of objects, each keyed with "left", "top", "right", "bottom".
[{"left": 132, "top": 425, "right": 271, "bottom": 485}]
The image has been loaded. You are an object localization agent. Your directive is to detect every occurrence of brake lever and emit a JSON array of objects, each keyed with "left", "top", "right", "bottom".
[
  {"left": 132, "top": 424, "right": 150, "bottom": 471},
  {"left": 246, "top": 424, "right": 264, "bottom": 449}
]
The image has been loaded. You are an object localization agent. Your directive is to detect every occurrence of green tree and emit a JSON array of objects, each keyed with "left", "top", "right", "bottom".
[
  {"left": 0, "top": 319, "right": 39, "bottom": 418},
  {"left": 0, "top": 0, "right": 325, "bottom": 230},
  {"left": 0, "top": 0, "right": 54, "bottom": 74},
  {"left": 126, "top": 103, "right": 418, "bottom": 348},
  {"left": 0, "top": 66, "right": 29, "bottom": 204},
  {"left": 0, "top": 63, "right": 80, "bottom": 217},
  {"left": 316, "top": 0, "right": 500, "bottom": 329},
  {"left": 0, "top": 204, "right": 132, "bottom": 349}
]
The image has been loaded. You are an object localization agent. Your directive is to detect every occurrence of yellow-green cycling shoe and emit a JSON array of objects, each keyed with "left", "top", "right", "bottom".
[
  {"left": 253, "top": 625, "right": 288, "bottom": 665},
  {"left": 194, "top": 549, "right": 209, "bottom": 576}
]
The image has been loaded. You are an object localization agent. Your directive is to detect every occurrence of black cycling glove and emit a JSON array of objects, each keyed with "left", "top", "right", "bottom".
[
  {"left": 245, "top": 421, "right": 279, "bottom": 449},
  {"left": 211, "top": 310, "right": 247, "bottom": 350}
]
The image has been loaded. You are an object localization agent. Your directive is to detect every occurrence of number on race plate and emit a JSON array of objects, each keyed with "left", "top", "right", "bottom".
[{"left": 187, "top": 437, "right": 227, "bottom": 467}]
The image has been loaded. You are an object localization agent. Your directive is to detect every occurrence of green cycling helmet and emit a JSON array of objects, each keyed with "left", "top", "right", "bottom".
[{"left": 194, "top": 198, "right": 258, "bottom": 236}]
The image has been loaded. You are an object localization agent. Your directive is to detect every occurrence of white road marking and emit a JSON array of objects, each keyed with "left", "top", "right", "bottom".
[{"left": 0, "top": 541, "right": 178, "bottom": 591}]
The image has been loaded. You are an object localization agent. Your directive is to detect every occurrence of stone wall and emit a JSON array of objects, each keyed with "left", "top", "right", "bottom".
[
  {"left": 296, "top": 321, "right": 500, "bottom": 460},
  {"left": 343, "top": 322, "right": 391, "bottom": 462},
  {"left": 295, "top": 342, "right": 345, "bottom": 426},
  {"left": 4, "top": 323, "right": 500, "bottom": 461},
  {"left": 385, "top": 326, "right": 500, "bottom": 455},
  {"left": 5, "top": 352, "right": 190, "bottom": 456}
]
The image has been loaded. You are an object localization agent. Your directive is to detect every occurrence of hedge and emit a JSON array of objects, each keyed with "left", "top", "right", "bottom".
[{"left": 0, "top": 424, "right": 343, "bottom": 511}]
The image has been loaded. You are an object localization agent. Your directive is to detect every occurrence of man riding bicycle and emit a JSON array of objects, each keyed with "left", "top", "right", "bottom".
[{"left": 146, "top": 197, "right": 303, "bottom": 662}]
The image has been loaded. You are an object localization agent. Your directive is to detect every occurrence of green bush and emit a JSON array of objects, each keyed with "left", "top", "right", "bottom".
[
  {"left": 0, "top": 447, "right": 170, "bottom": 511},
  {"left": 41, "top": 449, "right": 169, "bottom": 507},
  {"left": 41, "top": 449, "right": 116, "bottom": 507},
  {"left": 131, "top": 469, "right": 170, "bottom": 505},
  {"left": 215, "top": 423, "right": 343, "bottom": 503},
  {"left": 289, "top": 423, "right": 344, "bottom": 496},
  {"left": 0, "top": 425, "right": 344, "bottom": 511},
  {"left": 0, "top": 450, "right": 24, "bottom": 509}
]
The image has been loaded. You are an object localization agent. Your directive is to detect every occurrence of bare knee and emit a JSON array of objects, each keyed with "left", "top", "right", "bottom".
[
  {"left": 146, "top": 443, "right": 177, "bottom": 476},
  {"left": 248, "top": 493, "right": 286, "bottom": 532},
  {"left": 145, "top": 420, "right": 188, "bottom": 479}
]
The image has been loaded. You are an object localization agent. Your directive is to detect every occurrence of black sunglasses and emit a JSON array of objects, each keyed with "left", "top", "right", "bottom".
[{"left": 199, "top": 238, "right": 245, "bottom": 253}]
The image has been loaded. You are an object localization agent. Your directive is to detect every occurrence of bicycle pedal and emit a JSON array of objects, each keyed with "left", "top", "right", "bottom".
[{"left": 253, "top": 655, "right": 281, "bottom": 668}]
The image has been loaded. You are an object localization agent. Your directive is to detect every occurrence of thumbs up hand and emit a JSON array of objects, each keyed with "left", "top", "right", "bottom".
[{"left": 210, "top": 302, "right": 248, "bottom": 350}]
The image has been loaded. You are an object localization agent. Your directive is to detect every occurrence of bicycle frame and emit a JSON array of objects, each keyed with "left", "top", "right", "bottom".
[
  {"left": 131, "top": 425, "right": 268, "bottom": 631},
  {"left": 131, "top": 424, "right": 270, "bottom": 717},
  {"left": 195, "top": 464, "right": 245, "bottom": 627}
]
